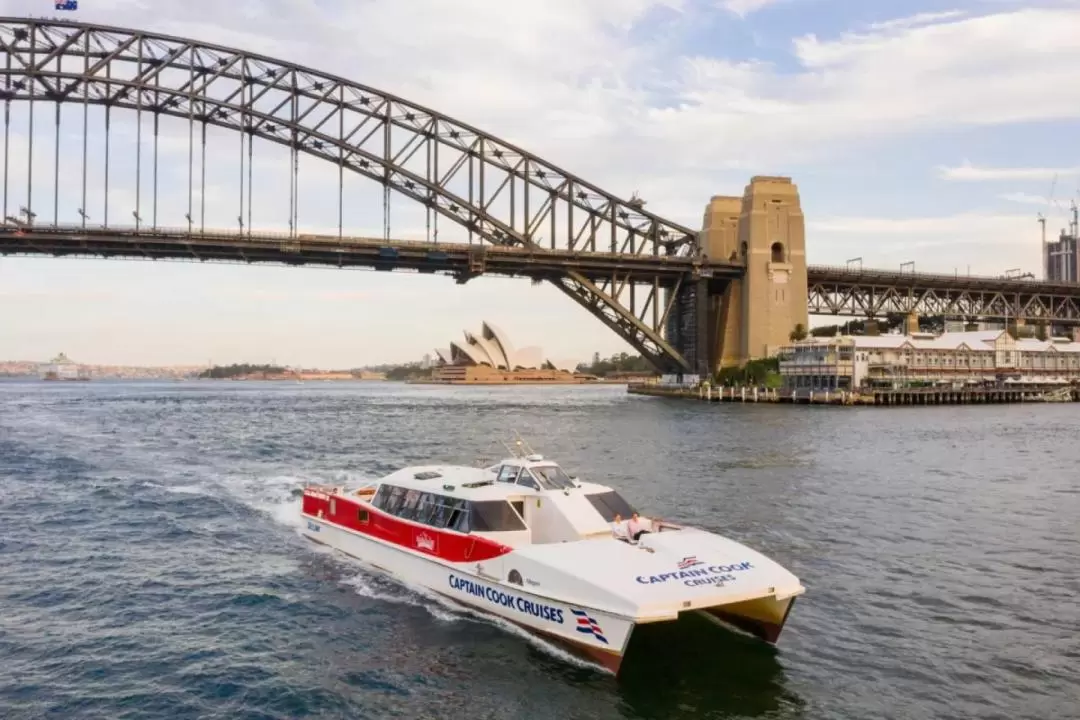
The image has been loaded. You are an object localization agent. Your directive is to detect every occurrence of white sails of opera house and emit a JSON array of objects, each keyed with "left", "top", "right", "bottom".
[{"left": 434, "top": 321, "right": 576, "bottom": 373}]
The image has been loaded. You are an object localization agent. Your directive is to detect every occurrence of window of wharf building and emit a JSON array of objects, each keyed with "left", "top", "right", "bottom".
[{"left": 370, "top": 484, "right": 527, "bottom": 533}]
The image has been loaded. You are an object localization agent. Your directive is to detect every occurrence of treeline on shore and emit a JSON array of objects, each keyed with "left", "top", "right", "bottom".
[
  {"left": 198, "top": 363, "right": 287, "bottom": 379},
  {"left": 362, "top": 362, "right": 429, "bottom": 381},
  {"left": 575, "top": 351, "right": 654, "bottom": 376}
]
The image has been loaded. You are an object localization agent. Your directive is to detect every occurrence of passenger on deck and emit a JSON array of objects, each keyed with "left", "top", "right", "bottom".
[
  {"left": 610, "top": 513, "right": 630, "bottom": 542},
  {"left": 627, "top": 512, "right": 652, "bottom": 542}
]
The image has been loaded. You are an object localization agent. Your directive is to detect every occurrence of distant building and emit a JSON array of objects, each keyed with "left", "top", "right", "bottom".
[
  {"left": 1046, "top": 205, "right": 1080, "bottom": 282},
  {"left": 429, "top": 321, "right": 583, "bottom": 384},
  {"left": 779, "top": 330, "right": 1080, "bottom": 391},
  {"left": 1047, "top": 232, "right": 1079, "bottom": 283}
]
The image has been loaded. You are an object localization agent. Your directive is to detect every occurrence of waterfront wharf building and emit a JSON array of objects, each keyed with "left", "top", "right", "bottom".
[{"left": 778, "top": 330, "right": 1080, "bottom": 391}]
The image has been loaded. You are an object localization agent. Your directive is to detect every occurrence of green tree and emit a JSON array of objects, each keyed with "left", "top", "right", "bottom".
[
  {"left": 576, "top": 351, "right": 654, "bottom": 376},
  {"left": 789, "top": 323, "right": 808, "bottom": 342}
]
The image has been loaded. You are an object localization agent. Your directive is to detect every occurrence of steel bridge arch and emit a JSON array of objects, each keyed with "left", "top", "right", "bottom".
[{"left": 0, "top": 17, "right": 703, "bottom": 371}]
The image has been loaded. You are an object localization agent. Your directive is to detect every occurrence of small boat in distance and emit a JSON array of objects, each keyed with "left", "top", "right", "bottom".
[{"left": 299, "top": 437, "right": 805, "bottom": 674}]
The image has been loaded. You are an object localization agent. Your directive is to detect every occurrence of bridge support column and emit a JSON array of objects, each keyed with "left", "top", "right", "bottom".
[
  {"left": 905, "top": 312, "right": 919, "bottom": 334},
  {"left": 695, "top": 276, "right": 710, "bottom": 378},
  {"left": 701, "top": 196, "right": 743, "bottom": 371},
  {"left": 700, "top": 176, "right": 808, "bottom": 372}
]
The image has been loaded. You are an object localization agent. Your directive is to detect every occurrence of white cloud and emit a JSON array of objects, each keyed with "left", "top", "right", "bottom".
[
  {"left": 52, "top": 2, "right": 1080, "bottom": 211},
  {"left": 868, "top": 10, "right": 967, "bottom": 31},
  {"left": 999, "top": 192, "right": 1051, "bottom": 206},
  {"left": 809, "top": 212, "right": 1033, "bottom": 237},
  {"left": 807, "top": 212, "right": 1046, "bottom": 275},
  {"left": 719, "top": 0, "right": 784, "bottom": 17},
  {"left": 939, "top": 163, "right": 1080, "bottom": 181}
]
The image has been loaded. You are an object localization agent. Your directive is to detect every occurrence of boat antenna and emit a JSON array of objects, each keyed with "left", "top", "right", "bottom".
[{"left": 499, "top": 431, "right": 536, "bottom": 459}]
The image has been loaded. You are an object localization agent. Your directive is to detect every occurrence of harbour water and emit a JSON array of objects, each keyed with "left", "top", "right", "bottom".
[{"left": 1, "top": 381, "right": 1077, "bottom": 719}]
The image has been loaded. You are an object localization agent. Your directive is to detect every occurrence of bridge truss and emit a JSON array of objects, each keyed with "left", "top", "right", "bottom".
[
  {"left": 0, "top": 17, "right": 713, "bottom": 372},
  {"left": 807, "top": 267, "right": 1080, "bottom": 326}
]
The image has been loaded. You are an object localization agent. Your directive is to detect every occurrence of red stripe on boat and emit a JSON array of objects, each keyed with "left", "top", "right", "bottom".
[{"left": 302, "top": 491, "right": 511, "bottom": 563}]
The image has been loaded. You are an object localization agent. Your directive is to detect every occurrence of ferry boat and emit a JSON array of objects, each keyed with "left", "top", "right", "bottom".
[
  {"left": 40, "top": 352, "right": 91, "bottom": 381},
  {"left": 299, "top": 440, "right": 805, "bottom": 673}
]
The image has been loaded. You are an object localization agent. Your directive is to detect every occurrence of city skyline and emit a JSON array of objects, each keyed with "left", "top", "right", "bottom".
[{"left": 2, "top": 0, "right": 1078, "bottom": 367}]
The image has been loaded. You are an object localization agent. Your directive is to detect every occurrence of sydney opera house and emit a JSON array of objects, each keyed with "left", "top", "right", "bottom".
[{"left": 428, "top": 321, "right": 586, "bottom": 384}]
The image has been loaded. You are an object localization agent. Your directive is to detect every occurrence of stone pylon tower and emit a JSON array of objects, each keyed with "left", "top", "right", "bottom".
[{"left": 701, "top": 176, "right": 808, "bottom": 370}]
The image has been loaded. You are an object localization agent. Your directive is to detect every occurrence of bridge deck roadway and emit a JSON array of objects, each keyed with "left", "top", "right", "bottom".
[
  {"left": 0, "top": 226, "right": 742, "bottom": 283},
  {"left": 6, "top": 226, "right": 1080, "bottom": 324}
]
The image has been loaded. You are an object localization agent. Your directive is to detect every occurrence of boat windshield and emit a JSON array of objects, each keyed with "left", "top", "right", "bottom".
[
  {"left": 529, "top": 464, "right": 576, "bottom": 490},
  {"left": 585, "top": 490, "right": 637, "bottom": 521}
]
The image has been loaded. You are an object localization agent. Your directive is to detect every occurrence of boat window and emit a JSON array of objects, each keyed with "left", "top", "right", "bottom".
[
  {"left": 510, "top": 500, "right": 525, "bottom": 519},
  {"left": 585, "top": 491, "right": 637, "bottom": 521},
  {"left": 379, "top": 485, "right": 407, "bottom": 514},
  {"left": 450, "top": 504, "right": 471, "bottom": 533},
  {"left": 530, "top": 465, "right": 576, "bottom": 490},
  {"left": 496, "top": 465, "right": 521, "bottom": 484},
  {"left": 471, "top": 500, "right": 528, "bottom": 532},
  {"left": 413, "top": 493, "right": 437, "bottom": 524},
  {"left": 429, "top": 497, "right": 459, "bottom": 528},
  {"left": 397, "top": 489, "right": 423, "bottom": 520},
  {"left": 371, "top": 485, "right": 393, "bottom": 510},
  {"left": 516, "top": 472, "right": 541, "bottom": 491}
]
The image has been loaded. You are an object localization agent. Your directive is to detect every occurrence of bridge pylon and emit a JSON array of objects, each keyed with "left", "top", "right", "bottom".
[{"left": 701, "top": 176, "right": 809, "bottom": 372}]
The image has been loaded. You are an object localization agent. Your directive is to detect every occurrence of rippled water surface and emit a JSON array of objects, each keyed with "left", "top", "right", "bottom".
[{"left": 1, "top": 381, "right": 1077, "bottom": 720}]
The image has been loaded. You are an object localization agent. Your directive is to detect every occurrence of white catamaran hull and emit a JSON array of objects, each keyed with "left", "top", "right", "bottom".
[{"left": 302, "top": 514, "right": 634, "bottom": 671}]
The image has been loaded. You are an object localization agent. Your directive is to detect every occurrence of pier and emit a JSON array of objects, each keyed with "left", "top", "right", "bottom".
[{"left": 627, "top": 383, "right": 1080, "bottom": 406}]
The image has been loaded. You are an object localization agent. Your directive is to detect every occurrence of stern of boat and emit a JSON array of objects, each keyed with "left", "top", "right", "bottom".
[{"left": 698, "top": 592, "right": 798, "bottom": 643}]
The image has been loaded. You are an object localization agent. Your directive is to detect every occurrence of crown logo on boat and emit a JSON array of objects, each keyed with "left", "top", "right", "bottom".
[{"left": 415, "top": 531, "right": 436, "bottom": 552}]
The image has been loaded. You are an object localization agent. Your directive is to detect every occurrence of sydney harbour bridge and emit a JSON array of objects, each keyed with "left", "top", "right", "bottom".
[{"left": 2, "top": 17, "right": 1079, "bottom": 375}]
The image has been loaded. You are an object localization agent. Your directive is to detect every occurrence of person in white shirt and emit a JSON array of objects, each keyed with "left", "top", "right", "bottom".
[{"left": 610, "top": 513, "right": 630, "bottom": 542}]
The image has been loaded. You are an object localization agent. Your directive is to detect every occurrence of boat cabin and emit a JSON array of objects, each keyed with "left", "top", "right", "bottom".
[{"left": 331, "top": 454, "right": 646, "bottom": 547}]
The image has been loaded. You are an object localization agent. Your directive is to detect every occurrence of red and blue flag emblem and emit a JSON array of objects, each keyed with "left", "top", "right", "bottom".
[
  {"left": 677, "top": 556, "right": 703, "bottom": 569},
  {"left": 571, "top": 609, "right": 608, "bottom": 644}
]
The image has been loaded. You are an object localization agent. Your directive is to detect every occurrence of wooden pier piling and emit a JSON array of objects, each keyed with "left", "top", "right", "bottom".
[{"left": 627, "top": 384, "right": 1079, "bottom": 406}]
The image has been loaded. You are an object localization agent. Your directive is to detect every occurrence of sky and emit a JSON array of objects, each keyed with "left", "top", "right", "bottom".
[{"left": 2, "top": 0, "right": 1079, "bottom": 367}]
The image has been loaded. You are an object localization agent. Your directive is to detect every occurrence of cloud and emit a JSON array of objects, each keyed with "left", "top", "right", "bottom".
[
  {"left": 43, "top": 1, "right": 1080, "bottom": 219},
  {"left": 809, "top": 212, "right": 1034, "bottom": 238},
  {"left": 807, "top": 212, "right": 1045, "bottom": 275},
  {"left": 868, "top": 10, "right": 967, "bottom": 31},
  {"left": 999, "top": 192, "right": 1051, "bottom": 206},
  {"left": 318, "top": 290, "right": 371, "bottom": 302},
  {"left": 938, "top": 163, "right": 1080, "bottom": 182},
  {"left": 719, "top": 0, "right": 784, "bottom": 17}
]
